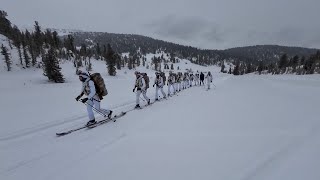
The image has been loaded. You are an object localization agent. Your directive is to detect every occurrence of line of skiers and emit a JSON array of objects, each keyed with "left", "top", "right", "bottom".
[
  {"left": 133, "top": 71, "right": 213, "bottom": 108},
  {"left": 75, "top": 70, "right": 213, "bottom": 126}
]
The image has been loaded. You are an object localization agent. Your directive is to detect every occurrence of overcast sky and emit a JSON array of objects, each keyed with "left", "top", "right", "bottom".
[{"left": 1, "top": 0, "right": 320, "bottom": 49}]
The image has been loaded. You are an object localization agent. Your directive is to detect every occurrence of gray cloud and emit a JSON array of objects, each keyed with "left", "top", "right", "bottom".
[
  {"left": 145, "top": 15, "right": 227, "bottom": 49},
  {"left": 1, "top": 0, "right": 320, "bottom": 49}
]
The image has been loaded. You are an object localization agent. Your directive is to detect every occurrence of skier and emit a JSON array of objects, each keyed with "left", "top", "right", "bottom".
[
  {"left": 133, "top": 71, "right": 150, "bottom": 108},
  {"left": 206, "top": 71, "right": 213, "bottom": 89},
  {"left": 176, "top": 72, "right": 182, "bottom": 92},
  {"left": 167, "top": 72, "right": 176, "bottom": 96},
  {"left": 75, "top": 71, "right": 112, "bottom": 126},
  {"left": 184, "top": 72, "right": 189, "bottom": 88},
  {"left": 200, "top": 72, "right": 205, "bottom": 86},
  {"left": 153, "top": 72, "right": 166, "bottom": 100},
  {"left": 194, "top": 73, "right": 200, "bottom": 86},
  {"left": 189, "top": 73, "right": 194, "bottom": 87}
]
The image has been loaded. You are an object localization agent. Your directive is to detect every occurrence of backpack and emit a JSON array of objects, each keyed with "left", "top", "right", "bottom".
[
  {"left": 90, "top": 73, "right": 108, "bottom": 99},
  {"left": 141, "top": 73, "right": 150, "bottom": 89},
  {"left": 160, "top": 72, "right": 166, "bottom": 84}
]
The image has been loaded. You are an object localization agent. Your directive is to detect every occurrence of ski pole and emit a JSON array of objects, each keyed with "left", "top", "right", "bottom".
[
  {"left": 79, "top": 99, "right": 107, "bottom": 117},
  {"left": 134, "top": 87, "right": 147, "bottom": 102},
  {"left": 212, "top": 83, "right": 216, "bottom": 88},
  {"left": 87, "top": 102, "right": 107, "bottom": 117}
]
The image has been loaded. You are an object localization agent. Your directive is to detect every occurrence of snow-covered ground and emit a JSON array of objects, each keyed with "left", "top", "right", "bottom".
[{"left": 1, "top": 36, "right": 320, "bottom": 179}]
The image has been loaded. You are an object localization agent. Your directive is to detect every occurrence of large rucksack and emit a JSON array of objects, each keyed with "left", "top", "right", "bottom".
[
  {"left": 141, "top": 73, "right": 150, "bottom": 89},
  {"left": 160, "top": 72, "right": 166, "bottom": 84},
  {"left": 90, "top": 73, "right": 108, "bottom": 99}
]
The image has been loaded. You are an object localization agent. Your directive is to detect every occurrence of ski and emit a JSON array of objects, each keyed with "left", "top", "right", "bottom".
[
  {"left": 86, "top": 112, "right": 126, "bottom": 128},
  {"left": 56, "top": 112, "right": 126, "bottom": 137}
]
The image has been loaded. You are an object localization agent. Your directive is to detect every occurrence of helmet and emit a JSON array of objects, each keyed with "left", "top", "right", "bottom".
[{"left": 77, "top": 70, "right": 89, "bottom": 79}]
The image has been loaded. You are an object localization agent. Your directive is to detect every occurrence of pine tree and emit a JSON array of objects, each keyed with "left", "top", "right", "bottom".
[
  {"left": 87, "top": 58, "right": 92, "bottom": 71},
  {"left": 86, "top": 49, "right": 93, "bottom": 71},
  {"left": 136, "top": 57, "right": 141, "bottom": 67},
  {"left": 123, "top": 55, "right": 128, "bottom": 67},
  {"left": 96, "top": 43, "right": 101, "bottom": 60},
  {"left": 115, "top": 53, "right": 121, "bottom": 70},
  {"left": 80, "top": 44, "right": 87, "bottom": 61},
  {"left": 21, "top": 38, "right": 30, "bottom": 68},
  {"left": 304, "top": 57, "right": 316, "bottom": 74},
  {"left": 65, "top": 35, "right": 75, "bottom": 52},
  {"left": 142, "top": 57, "right": 146, "bottom": 67},
  {"left": 29, "top": 39, "right": 37, "bottom": 66},
  {"left": 292, "top": 55, "right": 299, "bottom": 73},
  {"left": 105, "top": 44, "right": 116, "bottom": 76},
  {"left": 245, "top": 63, "right": 252, "bottom": 74},
  {"left": 257, "top": 61, "right": 264, "bottom": 75},
  {"left": 33, "top": 21, "right": 43, "bottom": 56},
  {"left": 11, "top": 25, "right": 23, "bottom": 65},
  {"left": 43, "top": 48, "right": 64, "bottom": 83},
  {"left": 0, "top": 11, "right": 12, "bottom": 38},
  {"left": 128, "top": 57, "right": 133, "bottom": 70},
  {"left": 52, "top": 31, "right": 60, "bottom": 49},
  {"left": 279, "top": 54, "right": 288, "bottom": 74},
  {"left": 103, "top": 45, "right": 107, "bottom": 59},
  {"left": 220, "top": 61, "right": 225, "bottom": 73},
  {"left": 233, "top": 61, "right": 240, "bottom": 75},
  {"left": 1, "top": 44, "right": 12, "bottom": 71}
]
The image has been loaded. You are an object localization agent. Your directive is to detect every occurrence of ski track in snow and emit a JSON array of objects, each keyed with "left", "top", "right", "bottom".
[
  {"left": 44, "top": 133, "right": 127, "bottom": 180},
  {"left": 239, "top": 124, "right": 320, "bottom": 180},
  {"left": 3, "top": 152, "right": 51, "bottom": 174}
]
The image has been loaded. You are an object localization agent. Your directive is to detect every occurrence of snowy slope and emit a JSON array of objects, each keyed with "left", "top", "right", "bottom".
[
  {"left": 0, "top": 34, "right": 25, "bottom": 71},
  {"left": 1, "top": 53, "right": 320, "bottom": 180}
]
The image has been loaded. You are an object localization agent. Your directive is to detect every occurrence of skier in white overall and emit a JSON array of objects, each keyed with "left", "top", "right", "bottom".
[
  {"left": 167, "top": 72, "right": 176, "bottom": 96},
  {"left": 133, "top": 71, "right": 150, "bottom": 108},
  {"left": 75, "top": 71, "right": 112, "bottom": 126},
  {"left": 206, "top": 71, "right": 213, "bottom": 90},
  {"left": 153, "top": 72, "right": 166, "bottom": 100}
]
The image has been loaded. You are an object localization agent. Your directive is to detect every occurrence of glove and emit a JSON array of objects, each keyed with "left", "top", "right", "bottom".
[
  {"left": 75, "top": 95, "right": 81, "bottom": 101},
  {"left": 153, "top": 84, "right": 155, "bottom": 87},
  {"left": 133, "top": 88, "right": 135, "bottom": 92},
  {"left": 81, "top": 98, "right": 88, "bottom": 103},
  {"left": 137, "top": 88, "right": 141, "bottom": 91}
]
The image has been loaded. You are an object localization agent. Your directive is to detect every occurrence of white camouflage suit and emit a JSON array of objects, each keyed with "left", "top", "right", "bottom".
[
  {"left": 153, "top": 75, "right": 166, "bottom": 99},
  {"left": 78, "top": 73, "right": 111, "bottom": 121},
  {"left": 194, "top": 74, "right": 200, "bottom": 86},
  {"left": 134, "top": 74, "right": 150, "bottom": 105},
  {"left": 167, "top": 74, "right": 176, "bottom": 95},
  {"left": 206, "top": 73, "right": 213, "bottom": 89}
]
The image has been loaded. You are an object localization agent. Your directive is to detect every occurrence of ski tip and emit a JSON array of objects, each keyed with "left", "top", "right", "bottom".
[{"left": 56, "top": 132, "right": 67, "bottom": 136}]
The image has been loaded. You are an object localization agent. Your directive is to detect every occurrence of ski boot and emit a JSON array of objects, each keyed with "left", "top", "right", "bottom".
[
  {"left": 86, "top": 119, "right": 96, "bottom": 126},
  {"left": 135, "top": 104, "right": 141, "bottom": 109},
  {"left": 108, "top": 111, "right": 113, "bottom": 119}
]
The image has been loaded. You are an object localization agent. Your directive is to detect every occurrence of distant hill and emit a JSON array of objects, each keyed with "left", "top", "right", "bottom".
[
  {"left": 64, "top": 31, "right": 319, "bottom": 65},
  {"left": 223, "top": 45, "right": 319, "bottom": 63}
]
